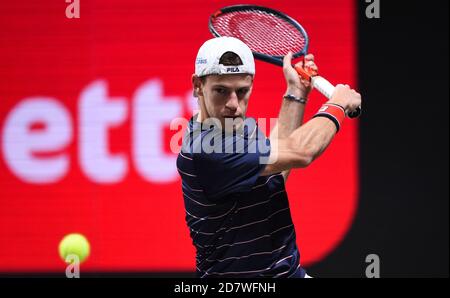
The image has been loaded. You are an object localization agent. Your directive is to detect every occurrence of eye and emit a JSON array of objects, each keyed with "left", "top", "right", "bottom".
[
  {"left": 214, "top": 87, "right": 227, "bottom": 95},
  {"left": 237, "top": 88, "right": 249, "bottom": 97}
]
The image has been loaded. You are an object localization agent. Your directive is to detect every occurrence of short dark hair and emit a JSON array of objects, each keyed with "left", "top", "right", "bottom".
[
  {"left": 198, "top": 52, "right": 243, "bottom": 85},
  {"left": 219, "top": 51, "right": 243, "bottom": 66}
]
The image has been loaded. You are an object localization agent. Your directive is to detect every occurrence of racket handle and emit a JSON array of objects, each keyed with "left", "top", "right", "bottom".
[
  {"left": 311, "top": 76, "right": 334, "bottom": 99},
  {"left": 311, "top": 76, "right": 361, "bottom": 119},
  {"left": 294, "top": 65, "right": 361, "bottom": 118}
]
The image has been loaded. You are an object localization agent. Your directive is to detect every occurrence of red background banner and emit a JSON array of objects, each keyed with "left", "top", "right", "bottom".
[{"left": 0, "top": 0, "right": 357, "bottom": 272}]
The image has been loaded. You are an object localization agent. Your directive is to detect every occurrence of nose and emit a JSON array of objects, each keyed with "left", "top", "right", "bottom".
[{"left": 225, "top": 92, "right": 239, "bottom": 112}]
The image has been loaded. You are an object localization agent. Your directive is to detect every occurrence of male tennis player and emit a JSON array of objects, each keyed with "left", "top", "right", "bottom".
[{"left": 177, "top": 37, "right": 361, "bottom": 278}]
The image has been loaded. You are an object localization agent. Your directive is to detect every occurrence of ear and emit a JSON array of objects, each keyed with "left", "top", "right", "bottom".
[{"left": 192, "top": 74, "right": 204, "bottom": 97}]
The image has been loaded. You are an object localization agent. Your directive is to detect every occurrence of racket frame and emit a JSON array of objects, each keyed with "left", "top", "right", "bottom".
[
  {"left": 208, "top": 4, "right": 361, "bottom": 118},
  {"left": 209, "top": 4, "right": 310, "bottom": 66}
]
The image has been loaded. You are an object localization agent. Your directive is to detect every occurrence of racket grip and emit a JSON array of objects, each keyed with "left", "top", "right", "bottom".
[
  {"left": 311, "top": 76, "right": 361, "bottom": 118},
  {"left": 311, "top": 76, "right": 335, "bottom": 99}
]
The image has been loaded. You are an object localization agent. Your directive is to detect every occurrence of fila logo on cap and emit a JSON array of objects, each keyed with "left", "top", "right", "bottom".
[{"left": 226, "top": 67, "right": 240, "bottom": 73}]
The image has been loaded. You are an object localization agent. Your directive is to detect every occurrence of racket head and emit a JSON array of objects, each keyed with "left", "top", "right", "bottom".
[{"left": 209, "top": 5, "right": 309, "bottom": 66}]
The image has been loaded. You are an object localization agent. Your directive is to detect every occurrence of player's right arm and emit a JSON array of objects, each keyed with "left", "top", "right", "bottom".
[{"left": 260, "top": 84, "right": 362, "bottom": 175}]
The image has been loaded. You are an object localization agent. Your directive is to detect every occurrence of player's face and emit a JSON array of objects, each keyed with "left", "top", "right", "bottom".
[{"left": 195, "top": 74, "right": 253, "bottom": 130}]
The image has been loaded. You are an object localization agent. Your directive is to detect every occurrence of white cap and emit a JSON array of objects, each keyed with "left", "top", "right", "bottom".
[{"left": 195, "top": 37, "right": 255, "bottom": 77}]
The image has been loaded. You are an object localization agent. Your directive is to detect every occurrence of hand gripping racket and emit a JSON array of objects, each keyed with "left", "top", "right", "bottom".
[{"left": 209, "top": 4, "right": 361, "bottom": 118}]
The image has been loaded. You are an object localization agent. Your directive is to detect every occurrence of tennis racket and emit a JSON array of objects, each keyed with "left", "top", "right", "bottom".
[{"left": 209, "top": 4, "right": 361, "bottom": 118}]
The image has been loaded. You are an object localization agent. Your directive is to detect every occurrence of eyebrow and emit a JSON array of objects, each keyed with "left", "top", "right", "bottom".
[{"left": 211, "top": 84, "right": 251, "bottom": 89}]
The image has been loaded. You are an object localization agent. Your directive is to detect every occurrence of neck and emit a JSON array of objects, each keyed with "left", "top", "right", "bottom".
[{"left": 196, "top": 110, "right": 203, "bottom": 123}]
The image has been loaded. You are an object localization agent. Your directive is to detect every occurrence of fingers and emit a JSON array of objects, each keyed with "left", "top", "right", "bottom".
[
  {"left": 284, "top": 53, "right": 316, "bottom": 66},
  {"left": 283, "top": 51, "right": 293, "bottom": 69},
  {"left": 304, "top": 61, "right": 318, "bottom": 73},
  {"left": 304, "top": 53, "right": 314, "bottom": 61},
  {"left": 304, "top": 64, "right": 317, "bottom": 78},
  {"left": 285, "top": 52, "right": 315, "bottom": 66},
  {"left": 341, "top": 84, "right": 357, "bottom": 92},
  {"left": 331, "top": 84, "right": 362, "bottom": 113},
  {"left": 283, "top": 52, "right": 319, "bottom": 87}
]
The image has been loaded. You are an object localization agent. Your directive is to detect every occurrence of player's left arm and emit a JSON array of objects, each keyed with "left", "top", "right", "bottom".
[{"left": 270, "top": 52, "right": 317, "bottom": 182}]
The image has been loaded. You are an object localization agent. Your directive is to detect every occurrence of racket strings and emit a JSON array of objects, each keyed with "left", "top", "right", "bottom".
[{"left": 211, "top": 9, "right": 306, "bottom": 56}]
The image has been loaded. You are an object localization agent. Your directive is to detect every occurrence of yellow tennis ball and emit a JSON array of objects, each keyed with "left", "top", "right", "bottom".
[{"left": 58, "top": 233, "right": 90, "bottom": 264}]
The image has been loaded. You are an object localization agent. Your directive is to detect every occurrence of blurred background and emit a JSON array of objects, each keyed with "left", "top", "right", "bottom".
[{"left": 0, "top": 0, "right": 448, "bottom": 277}]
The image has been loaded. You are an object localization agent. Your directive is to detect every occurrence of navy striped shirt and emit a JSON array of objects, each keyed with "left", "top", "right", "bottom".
[{"left": 177, "top": 115, "right": 305, "bottom": 278}]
